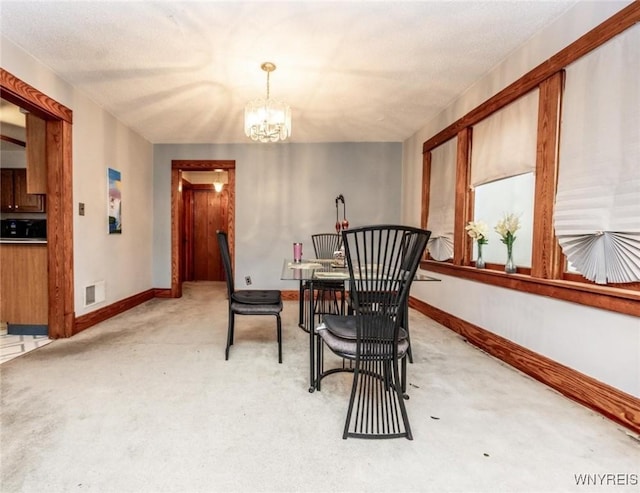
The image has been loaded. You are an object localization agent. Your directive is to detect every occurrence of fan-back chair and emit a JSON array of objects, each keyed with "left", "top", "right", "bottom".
[
  {"left": 298, "top": 233, "right": 345, "bottom": 330},
  {"left": 315, "top": 225, "right": 430, "bottom": 439}
]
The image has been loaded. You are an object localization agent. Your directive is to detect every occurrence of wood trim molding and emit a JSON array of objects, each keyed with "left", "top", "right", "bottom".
[
  {"left": 49, "top": 119, "right": 75, "bottom": 337},
  {"left": 172, "top": 160, "right": 235, "bottom": 170},
  {"left": 454, "top": 128, "right": 471, "bottom": 266},
  {"left": 153, "top": 288, "right": 173, "bottom": 298},
  {"left": 531, "top": 72, "right": 563, "bottom": 279},
  {"left": 281, "top": 290, "right": 299, "bottom": 301},
  {"left": 420, "top": 261, "right": 640, "bottom": 317},
  {"left": 170, "top": 160, "right": 236, "bottom": 298},
  {"left": 422, "top": 2, "right": 640, "bottom": 153},
  {"left": 0, "top": 68, "right": 73, "bottom": 123},
  {"left": 74, "top": 289, "right": 156, "bottom": 334},
  {"left": 420, "top": 151, "right": 431, "bottom": 232},
  {"left": 0, "top": 134, "right": 26, "bottom": 147},
  {"left": 409, "top": 296, "right": 640, "bottom": 434}
]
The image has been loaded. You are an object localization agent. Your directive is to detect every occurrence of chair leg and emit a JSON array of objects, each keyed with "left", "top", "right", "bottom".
[
  {"left": 401, "top": 354, "right": 407, "bottom": 395},
  {"left": 316, "top": 332, "right": 323, "bottom": 391},
  {"left": 298, "top": 281, "right": 305, "bottom": 327},
  {"left": 342, "top": 366, "right": 359, "bottom": 439},
  {"left": 404, "top": 303, "right": 413, "bottom": 364},
  {"left": 395, "top": 356, "right": 413, "bottom": 440},
  {"left": 225, "top": 310, "right": 235, "bottom": 360},
  {"left": 276, "top": 314, "right": 282, "bottom": 364}
]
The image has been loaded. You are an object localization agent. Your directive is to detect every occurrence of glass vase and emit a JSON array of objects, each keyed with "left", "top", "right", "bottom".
[
  {"left": 505, "top": 242, "right": 516, "bottom": 274},
  {"left": 476, "top": 242, "right": 486, "bottom": 269}
]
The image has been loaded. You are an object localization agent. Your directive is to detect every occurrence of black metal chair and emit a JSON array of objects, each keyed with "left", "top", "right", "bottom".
[
  {"left": 216, "top": 231, "right": 283, "bottom": 363},
  {"left": 298, "top": 233, "right": 345, "bottom": 330},
  {"left": 315, "top": 225, "right": 430, "bottom": 439}
]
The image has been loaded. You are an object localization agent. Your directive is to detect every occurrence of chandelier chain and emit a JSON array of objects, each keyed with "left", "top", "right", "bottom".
[{"left": 266, "top": 70, "right": 270, "bottom": 100}]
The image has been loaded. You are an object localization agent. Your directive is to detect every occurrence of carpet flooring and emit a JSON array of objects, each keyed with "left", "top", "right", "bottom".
[{"left": 1, "top": 281, "right": 638, "bottom": 493}]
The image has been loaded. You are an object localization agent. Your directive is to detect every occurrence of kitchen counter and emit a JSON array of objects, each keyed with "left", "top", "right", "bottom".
[{"left": 0, "top": 238, "right": 47, "bottom": 244}]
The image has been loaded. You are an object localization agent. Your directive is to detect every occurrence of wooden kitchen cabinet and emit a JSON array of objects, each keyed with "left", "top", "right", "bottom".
[
  {"left": 0, "top": 243, "right": 48, "bottom": 325},
  {"left": 0, "top": 169, "right": 46, "bottom": 213},
  {"left": 26, "top": 113, "right": 47, "bottom": 194}
]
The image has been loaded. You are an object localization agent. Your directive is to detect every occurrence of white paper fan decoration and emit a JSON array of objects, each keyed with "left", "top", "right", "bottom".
[
  {"left": 558, "top": 232, "right": 640, "bottom": 284},
  {"left": 427, "top": 235, "right": 454, "bottom": 262}
]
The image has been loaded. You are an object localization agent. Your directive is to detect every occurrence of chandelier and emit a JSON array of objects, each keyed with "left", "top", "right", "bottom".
[{"left": 244, "top": 62, "right": 291, "bottom": 143}]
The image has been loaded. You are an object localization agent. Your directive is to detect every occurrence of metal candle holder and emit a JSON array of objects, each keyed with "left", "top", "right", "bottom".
[{"left": 335, "top": 194, "right": 349, "bottom": 233}]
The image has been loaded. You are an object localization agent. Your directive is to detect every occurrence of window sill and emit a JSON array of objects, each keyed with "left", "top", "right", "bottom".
[{"left": 420, "top": 260, "right": 640, "bottom": 317}]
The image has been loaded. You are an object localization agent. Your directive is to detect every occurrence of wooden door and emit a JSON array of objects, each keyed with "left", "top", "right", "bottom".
[{"left": 192, "top": 187, "right": 228, "bottom": 281}]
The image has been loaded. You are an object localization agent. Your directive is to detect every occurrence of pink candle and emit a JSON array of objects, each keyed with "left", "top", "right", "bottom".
[{"left": 293, "top": 242, "right": 303, "bottom": 262}]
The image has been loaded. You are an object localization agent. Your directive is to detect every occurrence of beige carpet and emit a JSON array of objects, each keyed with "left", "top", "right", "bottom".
[{"left": 1, "top": 282, "right": 638, "bottom": 493}]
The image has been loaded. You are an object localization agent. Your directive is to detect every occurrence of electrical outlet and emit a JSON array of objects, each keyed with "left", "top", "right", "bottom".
[
  {"left": 245, "top": 276, "right": 252, "bottom": 286},
  {"left": 79, "top": 202, "right": 85, "bottom": 216}
]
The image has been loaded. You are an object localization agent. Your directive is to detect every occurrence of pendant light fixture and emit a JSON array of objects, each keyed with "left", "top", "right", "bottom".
[
  {"left": 244, "top": 62, "right": 292, "bottom": 143},
  {"left": 212, "top": 169, "right": 228, "bottom": 193}
]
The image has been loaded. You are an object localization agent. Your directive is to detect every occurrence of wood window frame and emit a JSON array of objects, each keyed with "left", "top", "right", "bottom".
[{"left": 420, "top": 3, "right": 640, "bottom": 317}]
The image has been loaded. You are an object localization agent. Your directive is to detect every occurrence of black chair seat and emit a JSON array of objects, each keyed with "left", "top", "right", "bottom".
[
  {"left": 232, "top": 290, "right": 281, "bottom": 305},
  {"left": 318, "top": 316, "right": 410, "bottom": 359},
  {"left": 230, "top": 300, "right": 283, "bottom": 315},
  {"left": 323, "top": 314, "right": 408, "bottom": 341}
]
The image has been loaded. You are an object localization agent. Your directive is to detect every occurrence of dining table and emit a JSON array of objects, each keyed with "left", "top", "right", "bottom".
[{"left": 281, "top": 258, "right": 440, "bottom": 392}]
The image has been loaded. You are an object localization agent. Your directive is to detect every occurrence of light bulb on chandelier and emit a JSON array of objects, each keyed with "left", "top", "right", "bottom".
[{"left": 244, "top": 62, "right": 292, "bottom": 143}]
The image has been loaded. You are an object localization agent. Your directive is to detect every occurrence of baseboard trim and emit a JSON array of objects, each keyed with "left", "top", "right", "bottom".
[
  {"left": 408, "top": 296, "right": 640, "bottom": 435},
  {"left": 282, "top": 290, "right": 299, "bottom": 301},
  {"left": 74, "top": 287, "right": 295, "bottom": 333},
  {"left": 74, "top": 289, "right": 156, "bottom": 334},
  {"left": 153, "top": 288, "right": 173, "bottom": 298}
]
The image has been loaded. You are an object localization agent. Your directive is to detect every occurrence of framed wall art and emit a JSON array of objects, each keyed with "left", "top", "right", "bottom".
[{"left": 108, "top": 167, "right": 122, "bottom": 234}]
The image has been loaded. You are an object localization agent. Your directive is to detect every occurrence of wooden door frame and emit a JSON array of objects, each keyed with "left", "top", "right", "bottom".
[
  {"left": 170, "top": 160, "right": 235, "bottom": 297},
  {"left": 181, "top": 183, "right": 194, "bottom": 281},
  {"left": 1, "top": 69, "right": 75, "bottom": 338}
]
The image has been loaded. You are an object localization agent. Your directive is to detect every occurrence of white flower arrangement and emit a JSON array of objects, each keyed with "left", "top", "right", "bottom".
[
  {"left": 495, "top": 213, "right": 521, "bottom": 247},
  {"left": 465, "top": 220, "right": 489, "bottom": 245}
]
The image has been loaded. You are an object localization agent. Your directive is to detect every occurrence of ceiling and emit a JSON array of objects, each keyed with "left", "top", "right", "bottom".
[{"left": 0, "top": 1, "right": 581, "bottom": 144}]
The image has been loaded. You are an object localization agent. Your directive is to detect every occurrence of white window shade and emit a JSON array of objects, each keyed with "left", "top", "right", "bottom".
[
  {"left": 554, "top": 24, "right": 640, "bottom": 284},
  {"left": 426, "top": 138, "right": 456, "bottom": 261},
  {"left": 470, "top": 89, "right": 539, "bottom": 187}
]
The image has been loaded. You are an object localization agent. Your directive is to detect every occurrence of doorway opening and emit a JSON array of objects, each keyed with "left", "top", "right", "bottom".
[
  {"left": 0, "top": 69, "right": 75, "bottom": 338},
  {"left": 170, "top": 160, "right": 235, "bottom": 298}
]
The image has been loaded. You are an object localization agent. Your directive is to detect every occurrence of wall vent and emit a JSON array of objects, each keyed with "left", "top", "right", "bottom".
[{"left": 84, "top": 281, "right": 106, "bottom": 307}]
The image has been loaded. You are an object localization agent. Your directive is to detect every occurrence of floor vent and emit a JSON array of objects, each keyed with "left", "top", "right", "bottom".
[{"left": 84, "top": 281, "right": 105, "bottom": 307}]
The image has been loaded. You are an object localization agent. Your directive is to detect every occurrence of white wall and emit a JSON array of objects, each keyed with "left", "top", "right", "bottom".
[
  {"left": 153, "top": 142, "right": 402, "bottom": 290},
  {"left": 401, "top": 0, "right": 639, "bottom": 397},
  {"left": 1, "top": 36, "right": 154, "bottom": 317}
]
